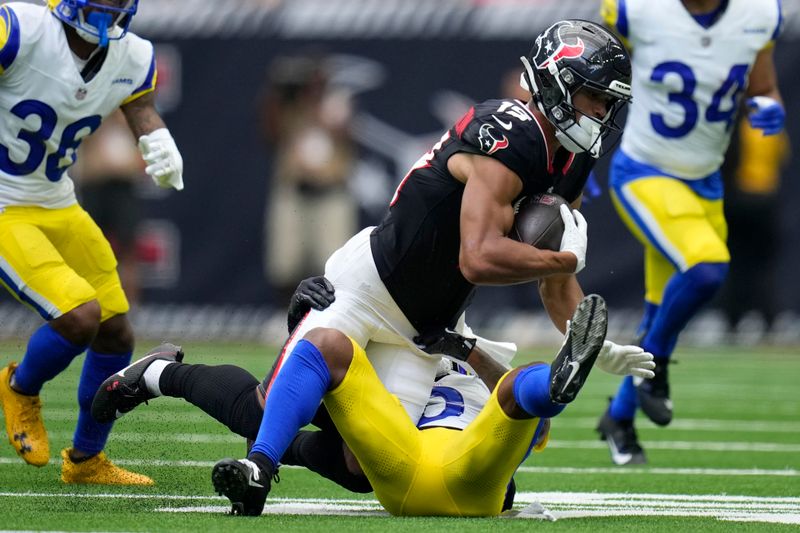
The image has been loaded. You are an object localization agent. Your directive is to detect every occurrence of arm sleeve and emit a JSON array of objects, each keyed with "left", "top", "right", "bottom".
[{"left": 0, "top": 5, "right": 21, "bottom": 75}]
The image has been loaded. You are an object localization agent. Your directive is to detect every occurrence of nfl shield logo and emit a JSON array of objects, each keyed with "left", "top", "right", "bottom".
[{"left": 75, "top": 88, "right": 87, "bottom": 100}]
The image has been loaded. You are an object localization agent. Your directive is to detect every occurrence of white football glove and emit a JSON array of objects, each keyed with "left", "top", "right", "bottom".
[
  {"left": 558, "top": 204, "right": 588, "bottom": 273},
  {"left": 596, "top": 340, "right": 655, "bottom": 379},
  {"left": 138, "top": 128, "right": 184, "bottom": 191}
]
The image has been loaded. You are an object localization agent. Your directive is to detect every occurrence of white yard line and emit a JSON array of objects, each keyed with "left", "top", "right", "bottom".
[
  {"left": 32, "top": 431, "right": 800, "bottom": 452},
  {"left": 40, "top": 409, "right": 800, "bottom": 432},
  {"left": 1, "top": 457, "right": 797, "bottom": 477},
  {"left": 548, "top": 440, "right": 800, "bottom": 452},
  {"left": 3, "top": 491, "right": 798, "bottom": 524},
  {"left": 515, "top": 466, "right": 800, "bottom": 477},
  {"left": 160, "top": 493, "right": 800, "bottom": 524}
]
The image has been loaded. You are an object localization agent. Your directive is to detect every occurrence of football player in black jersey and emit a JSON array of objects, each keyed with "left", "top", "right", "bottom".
[
  {"left": 101, "top": 20, "right": 642, "bottom": 515},
  {"left": 215, "top": 19, "right": 637, "bottom": 515}
]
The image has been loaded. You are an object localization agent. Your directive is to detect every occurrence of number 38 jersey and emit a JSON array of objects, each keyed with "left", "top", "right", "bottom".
[
  {"left": 603, "top": 0, "right": 782, "bottom": 179},
  {"left": 0, "top": 3, "right": 156, "bottom": 208}
]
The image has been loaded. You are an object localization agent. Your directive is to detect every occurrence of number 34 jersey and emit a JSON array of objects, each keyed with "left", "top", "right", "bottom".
[
  {"left": 603, "top": 0, "right": 782, "bottom": 179},
  {"left": 0, "top": 3, "right": 156, "bottom": 208}
]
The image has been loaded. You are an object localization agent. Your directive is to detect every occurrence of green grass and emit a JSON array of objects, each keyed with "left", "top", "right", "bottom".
[{"left": 1, "top": 343, "right": 798, "bottom": 531}]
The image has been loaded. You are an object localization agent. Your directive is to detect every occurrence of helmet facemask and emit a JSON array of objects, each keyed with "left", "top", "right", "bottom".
[
  {"left": 50, "top": 0, "right": 138, "bottom": 47},
  {"left": 520, "top": 20, "right": 632, "bottom": 158}
]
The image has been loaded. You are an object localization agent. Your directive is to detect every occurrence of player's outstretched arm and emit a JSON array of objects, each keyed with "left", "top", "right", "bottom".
[{"left": 121, "top": 92, "right": 184, "bottom": 190}]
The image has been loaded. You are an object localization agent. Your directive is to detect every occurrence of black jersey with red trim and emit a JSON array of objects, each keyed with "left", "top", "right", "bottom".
[{"left": 370, "top": 98, "right": 594, "bottom": 335}]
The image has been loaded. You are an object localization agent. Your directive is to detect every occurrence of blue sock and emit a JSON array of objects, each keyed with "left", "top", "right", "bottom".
[
  {"left": 13, "top": 324, "right": 86, "bottom": 395},
  {"left": 643, "top": 263, "right": 728, "bottom": 358},
  {"left": 513, "top": 364, "right": 566, "bottom": 419},
  {"left": 73, "top": 349, "right": 132, "bottom": 455},
  {"left": 609, "top": 376, "right": 637, "bottom": 420},
  {"left": 249, "top": 339, "right": 331, "bottom": 468}
]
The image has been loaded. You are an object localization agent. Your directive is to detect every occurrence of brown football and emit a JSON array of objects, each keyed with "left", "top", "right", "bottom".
[{"left": 509, "top": 193, "right": 568, "bottom": 251}]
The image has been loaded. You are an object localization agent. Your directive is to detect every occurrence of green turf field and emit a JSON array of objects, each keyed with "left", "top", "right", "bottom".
[{"left": 1, "top": 342, "right": 798, "bottom": 532}]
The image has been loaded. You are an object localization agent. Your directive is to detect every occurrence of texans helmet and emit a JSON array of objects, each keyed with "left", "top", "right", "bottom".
[
  {"left": 48, "top": 0, "right": 139, "bottom": 47},
  {"left": 520, "top": 20, "right": 632, "bottom": 157}
]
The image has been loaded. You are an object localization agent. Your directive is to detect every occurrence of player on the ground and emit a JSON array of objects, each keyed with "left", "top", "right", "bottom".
[
  {"left": 91, "top": 277, "right": 654, "bottom": 508},
  {"left": 93, "top": 291, "right": 654, "bottom": 516},
  {"left": 0, "top": 0, "right": 184, "bottom": 484},
  {"left": 597, "top": 0, "right": 785, "bottom": 464}
]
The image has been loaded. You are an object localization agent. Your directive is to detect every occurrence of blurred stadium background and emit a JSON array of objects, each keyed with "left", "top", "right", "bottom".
[{"left": 1, "top": 0, "right": 799, "bottom": 349}]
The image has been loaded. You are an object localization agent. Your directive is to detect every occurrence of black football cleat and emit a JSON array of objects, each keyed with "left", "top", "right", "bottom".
[
  {"left": 549, "top": 294, "right": 608, "bottom": 404},
  {"left": 636, "top": 358, "right": 672, "bottom": 426},
  {"left": 597, "top": 407, "right": 647, "bottom": 466},
  {"left": 91, "top": 343, "right": 183, "bottom": 423},
  {"left": 212, "top": 458, "right": 273, "bottom": 516}
]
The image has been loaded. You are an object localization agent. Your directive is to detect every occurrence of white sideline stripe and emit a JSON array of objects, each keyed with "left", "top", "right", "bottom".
[{"left": 0, "top": 457, "right": 797, "bottom": 477}]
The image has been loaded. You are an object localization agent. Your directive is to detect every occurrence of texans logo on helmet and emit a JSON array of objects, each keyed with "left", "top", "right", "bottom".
[
  {"left": 478, "top": 124, "right": 509, "bottom": 155},
  {"left": 533, "top": 21, "right": 586, "bottom": 69}
]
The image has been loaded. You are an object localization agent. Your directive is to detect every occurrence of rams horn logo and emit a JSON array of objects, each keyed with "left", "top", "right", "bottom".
[
  {"left": 533, "top": 21, "right": 586, "bottom": 69},
  {"left": 478, "top": 124, "right": 509, "bottom": 155}
]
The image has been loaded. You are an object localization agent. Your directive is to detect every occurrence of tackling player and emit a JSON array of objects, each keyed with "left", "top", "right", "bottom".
[
  {"left": 0, "top": 0, "right": 183, "bottom": 484},
  {"left": 93, "top": 284, "right": 654, "bottom": 515},
  {"left": 598, "top": 0, "right": 785, "bottom": 464}
]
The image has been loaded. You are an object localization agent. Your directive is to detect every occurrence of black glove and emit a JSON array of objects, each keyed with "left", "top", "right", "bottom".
[
  {"left": 413, "top": 328, "right": 477, "bottom": 361},
  {"left": 287, "top": 276, "right": 335, "bottom": 333}
]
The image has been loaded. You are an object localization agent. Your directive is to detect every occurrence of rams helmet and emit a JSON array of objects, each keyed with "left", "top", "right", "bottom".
[{"left": 48, "top": 0, "right": 138, "bottom": 47}]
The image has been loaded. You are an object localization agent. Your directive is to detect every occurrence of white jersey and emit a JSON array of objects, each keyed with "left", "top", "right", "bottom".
[
  {"left": 0, "top": 3, "right": 156, "bottom": 208},
  {"left": 604, "top": 0, "right": 782, "bottom": 179},
  {"left": 417, "top": 359, "right": 491, "bottom": 431}
]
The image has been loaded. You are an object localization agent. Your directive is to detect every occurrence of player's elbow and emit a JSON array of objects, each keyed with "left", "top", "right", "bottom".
[{"left": 459, "top": 249, "right": 493, "bottom": 284}]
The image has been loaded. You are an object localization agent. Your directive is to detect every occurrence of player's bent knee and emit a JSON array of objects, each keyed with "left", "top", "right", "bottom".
[
  {"left": 684, "top": 262, "right": 728, "bottom": 297},
  {"left": 50, "top": 300, "right": 102, "bottom": 346},
  {"left": 92, "top": 314, "right": 135, "bottom": 354},
  {"left": 304, "top": 328, "right": 353, "bottom": 366}
]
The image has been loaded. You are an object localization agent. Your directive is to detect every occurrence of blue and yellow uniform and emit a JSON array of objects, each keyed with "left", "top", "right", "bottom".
[
  {"left": 325, "top": 338, "right": 548, "bottom": 517},
  {"left": 0, "top": 1, "right": 156, "bottom": 483},
  {"left": 598, "top": 0, "right": 784, "bottom": 450}
]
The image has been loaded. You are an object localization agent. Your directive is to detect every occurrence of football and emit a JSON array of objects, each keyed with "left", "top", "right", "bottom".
[{"left": 508, "top": 193, "right": 568, "bottom": 251}]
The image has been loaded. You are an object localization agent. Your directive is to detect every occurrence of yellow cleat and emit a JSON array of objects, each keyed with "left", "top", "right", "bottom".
[
  {"left": 61, "top": 448, "right": 155, "bottom": 485},
  {"left": 0, "top": 362, "right": 49, "bottom": 466}
]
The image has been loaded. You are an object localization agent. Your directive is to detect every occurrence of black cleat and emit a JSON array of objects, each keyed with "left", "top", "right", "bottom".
[
  {"left": 636, "top": 358, "right": 672, "bottom": 426},
  {"left": 212, "top": 458, "right": 273, "bottom": 516},
  {"left": 597, "top": 407, "right": 647, "bottom": 466},
  {"left": 91, "top": 343, "right": 183, "bottom": 423},
  {"left": 549, "top": 294, "right": 608, "bottom": 404}
]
